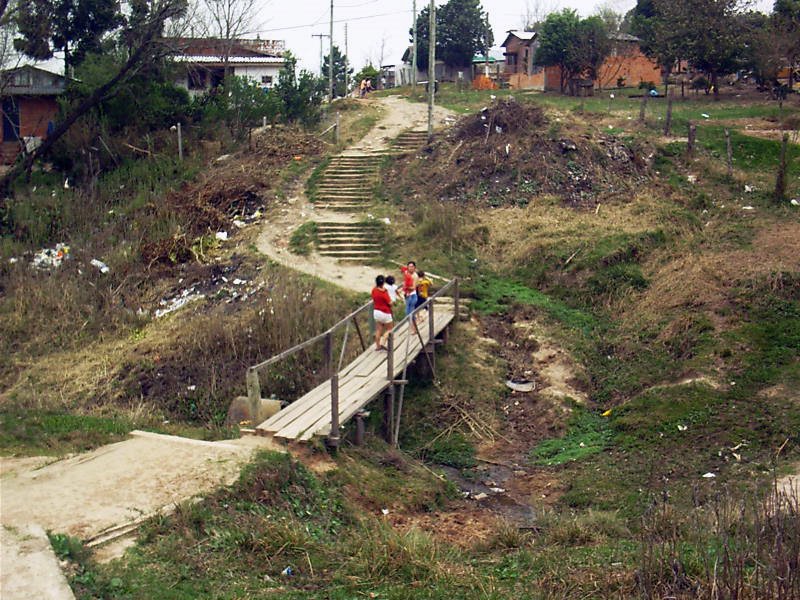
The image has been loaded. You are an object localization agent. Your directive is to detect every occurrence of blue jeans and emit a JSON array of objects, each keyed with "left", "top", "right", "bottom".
[{"left": 405, "top": 293, "right": 417, "bottom": 317}]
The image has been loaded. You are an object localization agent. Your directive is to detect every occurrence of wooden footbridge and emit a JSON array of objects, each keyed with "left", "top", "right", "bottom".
[{"left": 247, "top": 279, "right": 460, "bottom": 448}]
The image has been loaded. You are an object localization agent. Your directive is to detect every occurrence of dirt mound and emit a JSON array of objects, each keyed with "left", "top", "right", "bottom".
[
  {"left": 388, "top": 99, "right": 646, "bottom": 208},
  {"left": 144, "top": 127, "right": 323, "bottom": 265}
]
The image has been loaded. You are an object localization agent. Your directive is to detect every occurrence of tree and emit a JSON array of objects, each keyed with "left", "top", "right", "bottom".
[
  {"left": 354, "top": 63, "right": 379, "bottom": 89},
  {"left": 594, "top": 4, "right": 624, "bottom": 35},
  {"left": 14, "top": 0, "right": 120, "bottom": 69},
  {"left": 534, "top": 9, "right": 579, "bottom": 93},
  {"left": 1, "top": 0, "right": 189, "bottom": 191},
  {"left": 411, "top": 0, "right": 493, "bottom": 71},
  {"left": 322, "top": 45, "right": 352, "bottom": 98},
  {"left": 574, "top": 16, "right": 611, "bottom": 85},
  {"left": 272, "top": 52, "right": 325, "bottom": 126},
  {"left": 522, "top": 0, "right": 559, "bottom": 31},
  {"left": 200, "top": 0, "right": 257, "bottom": 75},
  {"left": 631, "top": 0, "right": 685, "bottom": 94},
  {"left": 202, "top": 75, "right": 277, "bottom": 140},
  {"left": 774, "top": 0, "right": 800, "bottom": 89}
]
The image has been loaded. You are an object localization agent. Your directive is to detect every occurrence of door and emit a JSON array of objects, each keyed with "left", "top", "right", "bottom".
[{"left": 2, "top": 97, "right": 20, "bottom": 143}]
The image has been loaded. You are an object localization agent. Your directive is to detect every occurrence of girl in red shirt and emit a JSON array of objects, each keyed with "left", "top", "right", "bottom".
[{"left": 371, "top": 274, "right": 393, "bottom": 350}]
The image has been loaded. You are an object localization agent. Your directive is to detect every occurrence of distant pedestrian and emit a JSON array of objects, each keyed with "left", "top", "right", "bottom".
[
  {"left": 359, "top": 79, "right": 367, "bottom": 98},
  {"left": 371, "top": 274, "right": 393, "bottom": 350},
  {"left": 365, "top": 79, "right": 373, "bottom": 94}
]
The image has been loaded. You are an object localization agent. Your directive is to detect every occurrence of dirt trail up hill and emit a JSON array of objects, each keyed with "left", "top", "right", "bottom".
[
  {"left": 0, "top": 96, "right": 454, "bottom": 600},
  {"left": 255, "top": 96, "right": 454, "bottom": 292}
]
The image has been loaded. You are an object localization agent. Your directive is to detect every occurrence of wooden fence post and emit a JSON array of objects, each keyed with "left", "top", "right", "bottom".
[
  {"left": 639, "top": 95, "right": 648, "bottom": 123},
  {"left": 663, "top": 98, "right": 673, "bottom": 136},
  {"left": 384, "top": 332, "right": 394, "bottom": 443},
  {"left": 324, "top": 331, "right": 333, "bottom": 381},
  {"left": 335, "top": 112, "right": 341, "bottom": 145},
  {"left": 687, "top": 122, "right": 697, "bottom": 156},
  {"left": 774, "top": 133, "right": 789, "bottom": 202},
  {"left": 453, "top": 278, "right": 460, "bottom": 327},
  {"left": 328, "top": 373, "right": 340, "bottom": 449},
  {"left": 724, "top": 129, "right": 733, "bottom": 178}
]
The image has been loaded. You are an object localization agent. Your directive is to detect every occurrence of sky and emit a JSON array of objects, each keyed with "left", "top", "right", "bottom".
[{"left": 249, "top": 0, "right": 776, "bottom": 75}]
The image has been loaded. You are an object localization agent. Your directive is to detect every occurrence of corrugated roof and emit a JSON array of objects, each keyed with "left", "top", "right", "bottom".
[
  {"left": 172, "top": 55, "right": 286, "bottom": 64},
  {"left": 506, "top": 30, "right": 536, "bottom": 41}
]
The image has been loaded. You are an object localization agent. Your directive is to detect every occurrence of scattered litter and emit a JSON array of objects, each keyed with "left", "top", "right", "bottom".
[
  {"left": 32, "top": 243, "right": 70, "bottom": 269},
  {"left": 490, "top": 94, "right": 496, "bottom": 100},
  {"left": 609, "top": 93, "right": 615, "bottom": 99},
  {"left": 744, "top": 185, "right": 754, "bottom": 193},
  {"left": 601, "top": 409, "right": 612, "bottom": 417},
  {"left": 677, "top": 424, "right": 688, "bottom": 431},
  {"left": 8, "top": 257, "right": 18, "bottom": 264},
  {"left": 608, "top": 125, "right": 613, "bottom": 129},
  {"left": 473, "top": 492, "right": 488, "bottom": 501},
  {"left": 579, "top": 442, "right": 586, "bottom": 448},
  {"left": 382, "top": 217, "right": 391, "bottom": 224},
  {"left": 742, "top": 206, "right": 755, "bottom": 211},
  {"left": 489, "top": 487, "right": 506, "bottom": 494},
  {"left": 702, "top": 472, "right": 716, "bottom": 478},
  {"left": 90, "top": 259, "right": 110, "bottom": 274},
  {"left": 215, "top": 231, "right": 229, "bottom": 241},
  {"left": 187, "top": 385, "right": 196, "bottom": 391},
  {"left": 505, "top": 379, "right": 535, "bottom": 393},
  {"left": 233, "top": 219, "right": 246, "bottom": 229},
  {"left": 281, "top": 566, "right": 294, "bottom": 577},
  {"left": 701, "top": 113, "right": 710, "bottom": 119},
  {"left": 381, "top": 508, "right": 389, "bottom": 515},
  {"left": 155, "top": 289, "right": 206, "bottom": 319},
  {"left": 215, "top": 154, "right": 232, "bottom": 162},
  {"left": 495, "top": 125, "right": 503, "bottom": 134},
  {"left": 790, "top": 199, "right": 799, "bottom": 206},
  {"left": 505, "top": 143, "right": 510, "bottom": 156},
  {"left": 232, "top": 278, "right": 246, "bottom": 285},
  {"left": 687, "top": 174, "right": 697, "bottom": 184},
  {"left": 64, "top": 179, "right": 70, "bottom": 189}
]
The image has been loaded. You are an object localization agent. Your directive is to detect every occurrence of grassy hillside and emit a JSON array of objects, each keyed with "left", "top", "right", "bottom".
[{"left": 4, "top": 89, "right": 799, "bottom": 598}]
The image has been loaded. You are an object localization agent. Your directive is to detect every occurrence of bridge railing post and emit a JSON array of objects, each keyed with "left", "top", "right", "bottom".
[
  {"left": 428, "top": 298, "right": 435, "bottom": 343},
  {"left": 324, "top": 331, "right": 333, "bottom": 382},
  {"left": 329, "top": 373, "right": 340, "bottom": 449},
  {"left": 246, "top": 368, "right": 261, "bottom": 405},
  {"left": 453, "top": 277, "right": 459, "bottom": 328}
]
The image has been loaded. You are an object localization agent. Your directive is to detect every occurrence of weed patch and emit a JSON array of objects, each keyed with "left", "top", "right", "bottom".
[
  {"left": 530, "top": 408, "right": 612, "bottom": 466},
  {"left": 288, "top": 221, "right": 318, "bottom": 255}
]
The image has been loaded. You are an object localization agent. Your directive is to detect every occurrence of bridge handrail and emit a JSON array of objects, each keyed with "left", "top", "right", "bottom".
[{"left": 246, "top": 276, "right": 459, "bottom": 447}]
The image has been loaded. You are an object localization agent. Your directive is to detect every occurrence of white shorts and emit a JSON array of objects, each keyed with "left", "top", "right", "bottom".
[{"left": 374, "top": 310, "right": 393, "bottom": 324}]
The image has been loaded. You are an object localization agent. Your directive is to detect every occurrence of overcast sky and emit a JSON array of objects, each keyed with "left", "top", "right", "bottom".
[{"left": 250, "top": 0, "right": 775, "bottom": 75}]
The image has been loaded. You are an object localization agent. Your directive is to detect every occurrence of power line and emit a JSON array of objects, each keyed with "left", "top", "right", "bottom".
[{"left": 253, "top": 9, "right": 412, "bottom": 34}]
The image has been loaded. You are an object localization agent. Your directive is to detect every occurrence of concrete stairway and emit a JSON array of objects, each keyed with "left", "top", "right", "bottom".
[
  {"left": 313, "top": 154, "right": 381, "bottom": 212},
  {"left": 392, "top": 130, "right": 429, "bottom": 153},
  {"left": 316, "top": 222, "right": 384, "bottom": 262}
]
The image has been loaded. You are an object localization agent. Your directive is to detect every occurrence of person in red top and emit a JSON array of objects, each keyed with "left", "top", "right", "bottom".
[
  {"left": 371, "top": 274, "right": 393, "bottom": 350},
  {"left": 400, "top": 261, "right": 419, "bottom": 319}
]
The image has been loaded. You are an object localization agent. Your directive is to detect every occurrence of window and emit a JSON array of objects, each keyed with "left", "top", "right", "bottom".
[
  {"left": 12, "top": 71, "right": 31, "bottom": 87},
  {"left": 187, "top": 70, "right": 206, "bottom": 90},
  {"left": 261, "top": 75, "right": 273, "bottom": 86}
]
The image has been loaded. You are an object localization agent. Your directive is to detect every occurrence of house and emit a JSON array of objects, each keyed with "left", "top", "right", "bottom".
[
  {"left": 395, "top": 46, "right": 473, "bottom": 86},
  {"left": 500, "top": 30, "right": 559, "bottom": 91},
  {"left": 1, "top": 64, "right": 66, "bottom": 164},
  {"left": 595, "top": 33, "right": 662, "bottom": 90},
  {"left": 169, "top": 38, "right": 287, "bottom": 97}
]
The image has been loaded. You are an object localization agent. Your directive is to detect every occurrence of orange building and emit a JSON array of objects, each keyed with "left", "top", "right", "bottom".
[
  {"left": 502, "top": 30, "right": 661, "bottom": 93},
  {"left": 1, "top": 65, "right": 65, "bottom": 164},
  {"left": 596, "top": 33, "right": 662, "bottom": 89}
]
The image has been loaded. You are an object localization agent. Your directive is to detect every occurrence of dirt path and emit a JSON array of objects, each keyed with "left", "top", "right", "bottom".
[{"left": 255, "top": 96, "right": 454, "bottom": 293}]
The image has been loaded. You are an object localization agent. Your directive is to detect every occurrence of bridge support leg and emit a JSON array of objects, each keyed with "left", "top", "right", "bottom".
[
  {"left": 383, "top": 386, "right": 394, "bottom": 444},
  {"left": 354, "top": 410, "right": 369, "bottom": 446}
]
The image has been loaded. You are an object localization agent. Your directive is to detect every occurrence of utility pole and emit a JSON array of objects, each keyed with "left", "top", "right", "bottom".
[
  {"left": 312, "top": 33, "right": 329, "bottom": 76},
  {"left": 344, "top": 22, "right": 349, "bottom": 97},
  {"left": 329, "top": 0, "right": 335, "bottom": 103},
  {"left": 412, "top": 0, "right": 417, "bottom": 91},
  {"left": 427, "top": 0, "right": 435, "bottom": 138}
]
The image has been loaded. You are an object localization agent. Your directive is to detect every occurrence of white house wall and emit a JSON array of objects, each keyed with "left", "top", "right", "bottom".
[{"left": 233, "top": 65, "right": 283, "bottom": 88}]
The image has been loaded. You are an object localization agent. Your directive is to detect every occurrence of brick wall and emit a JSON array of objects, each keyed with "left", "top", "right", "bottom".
[
  {"left": 20, "top": 97, "right": 59, "bottom": 138},
  {"left": 598, "top": 51, "right": 661, "bottom": 89}
]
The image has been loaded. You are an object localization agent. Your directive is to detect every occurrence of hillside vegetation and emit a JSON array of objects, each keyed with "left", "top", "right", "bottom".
[{"left": 2, "top": 88, "right": 799, "bottom": 598}]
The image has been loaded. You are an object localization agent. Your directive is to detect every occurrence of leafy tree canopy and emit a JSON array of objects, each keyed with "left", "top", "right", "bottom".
[
  {"left": 411, "top": 0, "right": 493, "bottom": 70},
  {"left": 14, "top": 0, "right": 121, "bottom": 67}
]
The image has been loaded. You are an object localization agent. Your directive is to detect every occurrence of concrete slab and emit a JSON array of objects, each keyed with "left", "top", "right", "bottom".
[{"left": 0, "top": 524, "right": 75, "bottom": 600}]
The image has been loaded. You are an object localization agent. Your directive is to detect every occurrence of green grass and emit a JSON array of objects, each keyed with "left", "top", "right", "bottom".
[
  {"left": 470, "top": 275, "right": 598, "bottom": 334},
  {"left": 288, "top": 221, "right": 318, "bottom": 255},
  {"left": 0, "top": 410, "right": 132, "bottom": 455},
  {"left": 530, "top": 408, "right": 612, "bottom": 466}
]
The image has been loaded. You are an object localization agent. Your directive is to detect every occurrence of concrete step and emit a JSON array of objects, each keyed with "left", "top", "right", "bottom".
[
  {"left": 318, "top": 244, "right": 382, "bottom": 252},
  {"left": 318, "top": 250, "right": 381, "bottom": 258}
]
